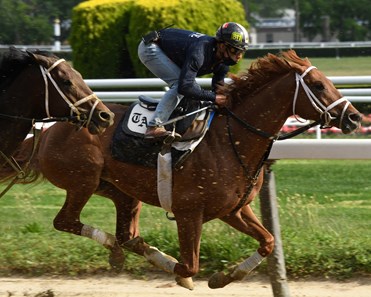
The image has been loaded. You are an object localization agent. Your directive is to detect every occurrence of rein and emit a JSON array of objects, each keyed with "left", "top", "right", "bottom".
[
  {"left": 225, "top": 108, "right": 320, "bottom": 141},
  {"left": 0, "top": 123, "right": 43, "bottom": 198},
  {"left": 0, "top": 113, "right": 83, "bottom": 123},
  {"left": 227, "top": 65, "right": 352, "bottom": 212},
  {"left": 226, "top": 115, "right": 271, "bottom": 214}
]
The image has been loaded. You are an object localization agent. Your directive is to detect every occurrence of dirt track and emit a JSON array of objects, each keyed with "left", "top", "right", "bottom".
[{"left": 0, "top": 274, "right": 370, "bottom": 297}]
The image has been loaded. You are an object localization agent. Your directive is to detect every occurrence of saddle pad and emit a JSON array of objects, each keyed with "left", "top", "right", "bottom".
[
  {"left": 111, "top": 101, "right": 215, "bottom": 168},
  {"left": 111, "top": 116, "right": 211, "bottom": 169}
]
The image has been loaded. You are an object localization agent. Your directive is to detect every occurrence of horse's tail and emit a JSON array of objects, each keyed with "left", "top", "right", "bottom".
[{"left": 0, "top": 134, "right": 44, "bottom": 184}]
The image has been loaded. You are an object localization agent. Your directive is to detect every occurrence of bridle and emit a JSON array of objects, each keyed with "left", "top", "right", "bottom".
[
  {"left": 0, "top": 58, "right": 102, "bottom": 126},
  {"left": 39, "top": 58, "right": 102, "bottom": 127},
  {"left": 226, "top": 65, "right": 352, "bottom": 213},
  {"left": 0, "top": 58, "right": 102, "bottom": 197},
  {"left": 226, "top": 65, "right": 352, "bottom": 140},
  {"left": 292, "top": 65, "right": 350, "bottom": 128}
]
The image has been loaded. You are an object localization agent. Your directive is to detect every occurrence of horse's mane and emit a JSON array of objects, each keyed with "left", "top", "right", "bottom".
[
  {"left": 224, "top": 50, "right": 312, "bottom": 107},
  {"left": 0, "top": 46, "right": 57, "bottom": 92}
]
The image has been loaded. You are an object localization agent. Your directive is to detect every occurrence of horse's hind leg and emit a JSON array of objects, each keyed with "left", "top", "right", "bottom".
[
  {"left": 96, "top": 180, "right": 142, "bottom": 245},
  {"left": 95, "top": 180, "right": 142, "bottom": 269},
  {"left": 208, "top": 204, "right": 274, "bottom": 289},
  {"left": 95, "top": 183, "right": 197, "bottom": 289},
  {"left": 53, "top": 187, "right": 124, "bottom": 272}
]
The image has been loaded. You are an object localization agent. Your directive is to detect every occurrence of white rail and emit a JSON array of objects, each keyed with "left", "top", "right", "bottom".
[
  {"left": 3, "top": 41, "right": 371, "bottom": 52},
  {"left": 85, "top": 77, "right": 371, "bottom": 103},
  {"left": 269, "top": 139, "right": 371, "bottom": 159}
]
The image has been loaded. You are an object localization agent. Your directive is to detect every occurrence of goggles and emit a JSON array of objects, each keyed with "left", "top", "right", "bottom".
[{"left": 226, "top": 45, "right": 246, "bottom": 56}]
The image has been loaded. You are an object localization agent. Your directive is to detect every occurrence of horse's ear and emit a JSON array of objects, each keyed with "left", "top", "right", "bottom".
[
  {"left": 26, "top": 50, "right": 49, "bottom": 68},
  {"left": 26, "top": 50, "right": 36, "bottom": 60},
  {"left": 283, "top": 59, "right": 294, "bottom": 68}
]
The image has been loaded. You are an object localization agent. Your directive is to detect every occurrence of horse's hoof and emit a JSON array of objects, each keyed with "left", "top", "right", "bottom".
[
  {"left": 108, "top": 255, "right": 125, "bottom": 273},
  {"left": 108, "top": 243, "right": 125, "bottom": 272},
  {"left": 175, "top": 276, "right": 194, "bottom": 290},
  {"left": 208, "top": 272, "right": 233, "bottom": 289},
  {"left": 122, "top": 237, "right": 145, "bottom": 254}
]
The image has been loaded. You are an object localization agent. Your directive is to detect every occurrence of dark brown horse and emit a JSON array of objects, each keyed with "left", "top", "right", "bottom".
[
  {"left": 0, "top": 46, "right": 114, "bottom": 158},
  {"left": 2, "top": 50, "right": 361, "bottom": 289}
]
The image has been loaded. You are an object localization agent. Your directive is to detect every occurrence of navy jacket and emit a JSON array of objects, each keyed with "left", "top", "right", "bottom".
[{"left": 157, "top": 28, "right": 229, "bottom": 102}]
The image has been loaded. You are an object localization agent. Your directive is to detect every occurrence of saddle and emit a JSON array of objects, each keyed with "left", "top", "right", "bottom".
[{"left": 111, "top": 96, "right": 215, "bottom": 168}]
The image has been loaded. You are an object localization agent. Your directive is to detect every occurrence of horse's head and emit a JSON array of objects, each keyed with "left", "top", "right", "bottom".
[
  {"left": 283, "top": 51, "right": 361, "bottom": 134},
  {"left": 27, "top": 51, "right": 114, "bottom": 134}
]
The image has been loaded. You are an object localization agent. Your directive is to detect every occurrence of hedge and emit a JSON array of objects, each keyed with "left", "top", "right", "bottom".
[
  {"left": 70, "top": 0, "right": 134, "bottom": 78},
  {"left": 70, "top": 0, "right": 248, "bottom": 78}
]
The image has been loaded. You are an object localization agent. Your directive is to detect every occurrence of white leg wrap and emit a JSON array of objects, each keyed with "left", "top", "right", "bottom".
[
  {"left": 81, "top": 225, "right": 115, "bottom": 247},
  {"left": 144, "top": 246, "right": 176, "bottom": 273},
  {"left": 231, "top": 251, "right": 265, "bottom": 279}
]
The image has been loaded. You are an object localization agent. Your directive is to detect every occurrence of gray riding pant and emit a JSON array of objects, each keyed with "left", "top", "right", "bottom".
[{"left": 138, "top": 41, "right": 184, "bottom": 127}]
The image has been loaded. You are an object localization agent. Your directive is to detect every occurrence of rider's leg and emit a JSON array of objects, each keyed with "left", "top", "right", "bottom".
[{"left": 138, "top": 41, "right": 184, "bottom": 131}]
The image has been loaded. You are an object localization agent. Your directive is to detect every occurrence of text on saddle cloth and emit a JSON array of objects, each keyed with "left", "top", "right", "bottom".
[{"left": 122, "top": 95, "right": 211, "bottom": 138}]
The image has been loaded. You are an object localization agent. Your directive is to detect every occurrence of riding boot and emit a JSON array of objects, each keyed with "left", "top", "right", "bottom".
[{"left": 145, "top": 126, "right": 180, "bottom": 139}]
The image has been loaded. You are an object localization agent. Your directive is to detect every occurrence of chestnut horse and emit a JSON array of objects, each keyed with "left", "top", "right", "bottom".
[
  {"left": 2, "top": 50, "right": 361, "bottom": 289},
  {"left": 0, "top": 46, "right": 114, "bottom": 158}
]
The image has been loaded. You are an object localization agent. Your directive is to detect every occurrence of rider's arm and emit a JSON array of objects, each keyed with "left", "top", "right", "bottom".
[
  {"left": 177, "top": 51, "right": 216, "bottom": 102},
  {"left": 212, "top": 64, "right": 228, "bottom": 90}
]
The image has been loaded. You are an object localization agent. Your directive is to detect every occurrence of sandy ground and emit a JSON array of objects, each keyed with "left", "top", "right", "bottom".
[{"left": 0, "top": 274, "right": 370, "bottom": 297}]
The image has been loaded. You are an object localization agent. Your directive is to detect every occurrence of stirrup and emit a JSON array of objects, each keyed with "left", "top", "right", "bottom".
[{"left": 163, "top": 132, "right": 181, "bottom": 145}]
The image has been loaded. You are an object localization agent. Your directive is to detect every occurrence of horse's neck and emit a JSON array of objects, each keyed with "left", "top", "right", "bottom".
[
  {"left": 0, "top": 68, "right": 41, "bottom": 156},
  {"left": 204, "top": 72, "right": 295, "bottom": 174},
  {"left": 0, "top": 121, "right": 32, "bottom": 156},
  {"left": 231, "top": 72, "right": 294, "bottom": 137}
]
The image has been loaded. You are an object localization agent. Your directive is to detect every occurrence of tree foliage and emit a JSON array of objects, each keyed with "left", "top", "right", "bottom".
[
  {"left": 0, "top": 0, "right": 84, "bottom": 44},
  {"left": 1, "top": 0, "right": 371, "bottom": 44},
  {"left": 243, "top": 0, "right": 371, "bottom": 41}
]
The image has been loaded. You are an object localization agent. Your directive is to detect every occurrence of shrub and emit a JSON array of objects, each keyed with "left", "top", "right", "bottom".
[
  {"left": 70, "top": 0, "right": 134, "bottom": 78},
  {"left": 70, "top": 0, "right": 248, "bottom": 78}
]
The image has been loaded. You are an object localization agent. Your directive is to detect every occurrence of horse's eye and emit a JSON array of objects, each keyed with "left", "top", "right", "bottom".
[
  {"left": 63, "top": 79, "right": 72, "bottom": 86},
  {"left": 314, "top": 83, "right": 325, "bottom": 92}
]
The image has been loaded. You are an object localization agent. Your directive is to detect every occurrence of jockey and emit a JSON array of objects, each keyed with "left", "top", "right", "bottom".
[{"left": 138, "top": 22, "right": 249, "bottom": 139}]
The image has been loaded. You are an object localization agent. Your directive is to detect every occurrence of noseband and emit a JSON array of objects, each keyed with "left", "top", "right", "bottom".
[
  {"left": 39, "top": 58, "right": 102, "bottom": 127},
  {"left": 292, "top": 65, "right": 351, "bottom": 128}
]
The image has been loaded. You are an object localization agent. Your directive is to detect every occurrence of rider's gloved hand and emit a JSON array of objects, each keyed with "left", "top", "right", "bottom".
[{"left": 215, "top": 94, "right": 227, "bottom": 107}]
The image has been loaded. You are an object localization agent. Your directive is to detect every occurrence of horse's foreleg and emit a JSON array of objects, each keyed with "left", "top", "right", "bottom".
[
  {"left": 121, "top": 211, "right": 201, "bottom": 291},
  {"left": 208, "top": 204, "right": 274, "bottom": 289},
  {"left": 172, "top": 211, "right": 205, "bottom": 289},
  {"left": 93, "top": 180, "right": 144, "bottom": 271},
  {"left": 123, "top": 236, "right": 194, "bottom": 290}
]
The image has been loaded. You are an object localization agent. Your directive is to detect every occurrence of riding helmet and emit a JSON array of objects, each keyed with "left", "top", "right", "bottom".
[{"left": 215, "top": 22, "right": 249, "bottom": 51}]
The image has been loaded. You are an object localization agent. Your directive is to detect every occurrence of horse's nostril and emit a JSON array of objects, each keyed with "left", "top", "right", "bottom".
[
  {"left": 99, "top": 111, "right": 114, "bottom": 122},
  {"left": 349, "top": 113, "right": 362, "bottom": 123}
]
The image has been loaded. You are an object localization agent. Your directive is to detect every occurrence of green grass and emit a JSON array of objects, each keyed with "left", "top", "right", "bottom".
[
  {"left": 0, "top": 160, "right": 370, "bottom": 279},
  {"left": 306, "top": 56, "right": 371, "bottom": 76},
  {"left": 241, "top": 56, "right": 371, "bottom": 76},
  {"left": 271, "top": 160, "right": 371, "bottom": 278}
]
